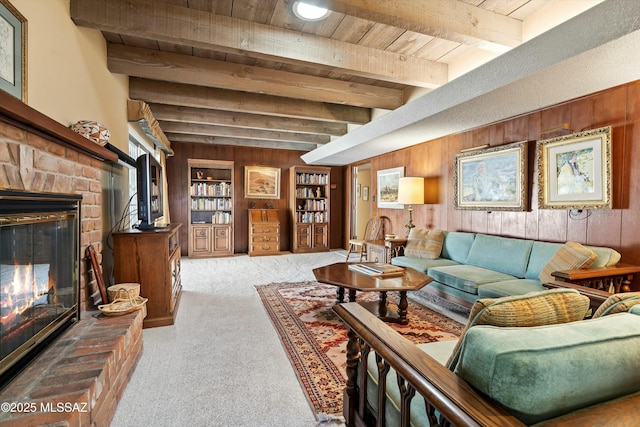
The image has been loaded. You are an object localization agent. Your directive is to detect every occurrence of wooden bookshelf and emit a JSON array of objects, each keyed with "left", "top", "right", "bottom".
[
  {"left": 188, "top": 159, "right": 234, "bottom": 257},
  {"left": 289, "top": 165, "right": 330, "bottom": 253}
]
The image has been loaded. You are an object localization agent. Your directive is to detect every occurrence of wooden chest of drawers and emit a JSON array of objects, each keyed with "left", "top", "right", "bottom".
[{"left": 248, "top": 209, "right": 280, "bottom": 256}]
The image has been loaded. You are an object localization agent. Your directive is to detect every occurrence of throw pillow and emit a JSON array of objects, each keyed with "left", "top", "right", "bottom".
[
  {"left": 538, "top": 241, "right": 597, "bottom": 284},
  {"left": 404, "top": 228, "right": 444, "bottom": 260},
  {"left": 593, "top": 292, "right": 640, "bottom": 317},
  {"left": 446, "top": 288, "right": 590, "bottom": 370}
]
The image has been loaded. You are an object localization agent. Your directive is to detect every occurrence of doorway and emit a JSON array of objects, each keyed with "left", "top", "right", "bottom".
[{"left": 351, "top": 164, "right": 372, "bottom": 239}]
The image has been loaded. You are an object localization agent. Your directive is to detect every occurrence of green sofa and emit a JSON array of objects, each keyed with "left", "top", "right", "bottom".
[
  {"left": 391, "top": 229, "right": 622, "bottom": 308},
  {"left": 334, "top": 289, "right": 640, "bottom": 427}
]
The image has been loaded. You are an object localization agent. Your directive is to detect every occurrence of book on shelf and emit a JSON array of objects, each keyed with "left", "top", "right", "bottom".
[{"left": 348, "top": 263, "right": 404, "bottom": 277}]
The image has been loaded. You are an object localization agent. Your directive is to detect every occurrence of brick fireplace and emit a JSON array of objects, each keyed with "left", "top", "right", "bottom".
[{"left": 0, "top": 92, "right": 143, "bottom": 425}]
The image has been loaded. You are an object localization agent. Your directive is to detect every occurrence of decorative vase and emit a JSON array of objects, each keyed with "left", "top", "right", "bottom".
[{"left": 70, "top": 120, "right": 110, "bottom": 146}]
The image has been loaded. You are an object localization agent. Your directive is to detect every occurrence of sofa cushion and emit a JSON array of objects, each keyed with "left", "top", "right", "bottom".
[
  {"left": 391, "top": 256, "right": 458, "bottom": 272},
  {"left": 538, "top": 241, "right": 597, "bottom": 283},
  {"left": 440, "top": 231, "right": 475, "bottom": 263},
  {"left": 524, "top": 241, "right": 563, "bottom": 280},
  {"left": 593, "top": 292, "right": 640, "bottom": 317},
  {"left": 446, "top": 289, "right": 590, "bottom": 370},
  {"left": 428, "top": 265, "right": 517, "bottom": 295},
  {"left": 587, "top": 245, "right": 621, "bottom": 268},
  {"left": 454, "top": 313, "right": 640, "bottom": 425},
  {"left": 404, "top": 228, "right": 444, "bottom": 259},
  {"left": 476, "top": 279, "right": 545, "bottom": 299},
  {"left": 465, "top": 234, "right": 533, "bottom": 278}
]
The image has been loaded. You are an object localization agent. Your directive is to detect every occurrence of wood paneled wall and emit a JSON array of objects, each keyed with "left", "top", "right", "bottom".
[
  {"left": 354, "top": 80, "right": 640, "bottom": 289},
  {"left": 166, "top": 142, "right": 345, "bottom": 255}
]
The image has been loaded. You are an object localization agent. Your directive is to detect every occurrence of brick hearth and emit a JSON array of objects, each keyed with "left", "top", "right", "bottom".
[
  {"left": 0, "top": 310, "right": 143, "bottom": 426},
  {"left": 0, "top": 92, "right": 143, "bottom": 426}
]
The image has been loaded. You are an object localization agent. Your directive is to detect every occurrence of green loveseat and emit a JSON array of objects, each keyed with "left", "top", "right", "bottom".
[
  {"left": 334, "top": 289, "right": 640, "bottom": 427},
  {"left": 391, "top": 229, "right": 624, "bottom": 308}
]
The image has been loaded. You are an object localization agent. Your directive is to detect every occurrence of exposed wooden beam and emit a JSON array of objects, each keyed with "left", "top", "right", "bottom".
[
  {"left": 303, "top": 0, "right": 522, "bottom": 52},
  {"left": 70, "top": 0, "right": 448, "bottom": 87},
  {"left": 129, "top": 78, "right": 370, "bottom": 124},
  {"left": 108, "top": 44, "right": 403, "bottom": 109},
  {"left": 158, "top": 121, "right": 330, "bottom": 144},
  {"left": 166, "top": 133, "right": 318, "bottom": 151},
  {"left": 149, "top": 104, "right": 348, "bottom": 137}
]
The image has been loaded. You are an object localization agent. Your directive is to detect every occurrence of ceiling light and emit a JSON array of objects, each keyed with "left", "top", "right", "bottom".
[{"left": 293, "top": 2, "right": 330, "bottom": 21}]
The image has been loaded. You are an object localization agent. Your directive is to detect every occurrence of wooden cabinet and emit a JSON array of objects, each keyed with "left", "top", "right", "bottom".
[
  {"left": 113, "top": 224, "right": 182, "bottom": 329},
  {"left": 248, "top": 209, "right": 280, "bottom": 256},
  {"left": 289, "top": 166, "right": 330, "bottom": 253},
  {"left": 188, "top": 159, "right": 234, "bottom": 257}
]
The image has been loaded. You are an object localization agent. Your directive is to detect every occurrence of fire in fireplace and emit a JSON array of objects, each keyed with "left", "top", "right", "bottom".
[{"left": 0, "top": 190, "right": 81, "bottom": 387}]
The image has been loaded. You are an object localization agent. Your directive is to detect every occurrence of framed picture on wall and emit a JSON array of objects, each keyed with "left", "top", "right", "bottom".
[
  {"left": 362, "top": 186, "right": 369, "bottom": 201},
  {"left": 377, "top": 167, "right": 404, "bottom": 209},
  {"left": 536, "top": 126, "right": 612, "bottom": 210},
  {"left": 454, "top": 141, "right": 528, "bottom": 211},
  {"left": 0, "top": 0, "right": 27, "bottom": 101},
  {"left": 244, "top": 166, "right": 281, "bottom": 199}
]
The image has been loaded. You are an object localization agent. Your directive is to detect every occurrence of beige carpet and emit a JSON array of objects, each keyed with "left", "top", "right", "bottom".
[
  {"left": 256, "top": 281, "right": 463, "bottom": 418},
  {"left": 110, "top": 251, "right": 464, "bottom": 427}
]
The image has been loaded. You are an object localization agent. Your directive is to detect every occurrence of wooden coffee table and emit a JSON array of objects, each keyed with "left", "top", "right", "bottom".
[{"left": 312, "top": 262, "right": 432, "bottom": 324}]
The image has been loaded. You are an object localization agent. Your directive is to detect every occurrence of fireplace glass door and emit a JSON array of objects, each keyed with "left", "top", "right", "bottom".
[{"left": 0, "top": 191, "right": 81, "bottom": 384}]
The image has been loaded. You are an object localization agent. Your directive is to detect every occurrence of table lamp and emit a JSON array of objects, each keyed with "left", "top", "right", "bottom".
[{"left": 397, "top": 177, "right": 424, "bottom": 236}]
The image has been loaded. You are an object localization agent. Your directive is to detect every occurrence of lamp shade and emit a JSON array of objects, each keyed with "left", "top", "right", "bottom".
[{"left": 397, "top": 177, "right": 424, "bottom": 205}]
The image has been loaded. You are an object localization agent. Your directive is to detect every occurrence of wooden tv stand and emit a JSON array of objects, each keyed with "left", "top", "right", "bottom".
[{"left": 113, "top": 224, "right": 182, "bottom": 328}]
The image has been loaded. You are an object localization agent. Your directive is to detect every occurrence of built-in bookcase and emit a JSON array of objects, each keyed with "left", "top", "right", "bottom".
[
  {"left": 188, "top": 159, "right": 234, "bottom": 257},
  {"left": 289, "top": 165, "right": 331, "bottom": 253}
]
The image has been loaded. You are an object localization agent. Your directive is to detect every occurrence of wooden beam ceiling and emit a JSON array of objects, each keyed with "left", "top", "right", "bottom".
[
  {"left": 107, "top": 44, "right": 404, "bottom": 109},
  {"left": 69, "top": 0, "right": 568, "bottom": 152},
  {"left": 129, "top": 78, "right": 371, "bottom": 124},
  {"left": 71, "top": 0, "right": 448, "bottom": 87},
  {"left": 148, "top": 104, "right": 348, "bottom": 136},
  {"left": 301, "top": 0, "right": 522, "bottom": 52}
]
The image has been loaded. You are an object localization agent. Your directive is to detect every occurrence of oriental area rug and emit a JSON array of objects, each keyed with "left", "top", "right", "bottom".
[{"left": 255, "top": 281, "right": 464, "bottom": 418}]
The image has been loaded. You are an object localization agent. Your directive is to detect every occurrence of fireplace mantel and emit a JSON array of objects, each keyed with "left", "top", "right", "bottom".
[{"left": 0, "top": 90, "right": 117, "bottom": 163}]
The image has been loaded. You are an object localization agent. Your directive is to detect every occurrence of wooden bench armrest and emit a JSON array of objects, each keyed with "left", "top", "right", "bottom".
[
  {"left": 333, "top": 302, "right": 525, "bottom": 427},
  {"left": 551, "top": 263, "right": 640, "bottom": 293}
]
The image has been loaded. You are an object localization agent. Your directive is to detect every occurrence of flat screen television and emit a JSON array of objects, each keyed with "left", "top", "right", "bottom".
[{"left": 136, "top": 153, "right": 164, "bottom": 229}]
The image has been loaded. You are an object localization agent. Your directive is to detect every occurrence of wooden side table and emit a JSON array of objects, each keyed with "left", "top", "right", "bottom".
[
  {"left": 365, "top": 238, "right": 407, "bottom": 263},
  {"left": 385, "top": 238, "right": 407, "bottom": 259}
]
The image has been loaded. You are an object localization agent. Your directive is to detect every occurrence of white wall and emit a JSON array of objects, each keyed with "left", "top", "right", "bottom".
[{"left": 12, "top": 0, "right": 129, "bottom": 151}]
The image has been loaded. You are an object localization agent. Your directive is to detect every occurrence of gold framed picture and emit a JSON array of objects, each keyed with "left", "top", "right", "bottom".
[
  {"left": 244, "top": 166, "right": 281, "bottom": 199},
  {"left": 536, "top": 126, "right": 611, "bottom": 210},
  {"left": 454, "top": 141, "right": 528, "bottom": 211}
]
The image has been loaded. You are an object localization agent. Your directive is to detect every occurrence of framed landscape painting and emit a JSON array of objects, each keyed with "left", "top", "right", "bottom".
[
  {"left": 377, "top": 167, "right": 404, "bottom": 209},
  {"left": 537, "top": 126, "right": 611, "bottom": 210},
  {"left": 454, "top": 141, "right": 528, "bottom": 211},
  {"left": 244, "top": 166, "right": 280, "bottom": 199}
]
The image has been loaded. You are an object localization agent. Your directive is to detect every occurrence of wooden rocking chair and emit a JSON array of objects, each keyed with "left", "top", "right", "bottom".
[{"left": 346, "top": 216, "right": 385, "bottom": 261}]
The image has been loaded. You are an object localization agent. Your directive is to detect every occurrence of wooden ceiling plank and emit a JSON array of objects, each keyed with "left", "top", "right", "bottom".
[
  {"left": 331, "top": 15, "right": 375, "bottom": 43},
  {"left": 107, "top": 44, "right": 403, "bottom": 109},
  {"left": 70, "top": 0, "right": 447, "bottom": 87},
  {"left": 165, "top": 133, "right": 318, "bottom": 151},
  {"left": 129, "top": 78, "right": 371, "bottom": 124},
  {"left": 149, "top": 104, "right": 348, "bottom": 136},
  {"left": 158, "top": 121, "right": 330, "bottom": 144},
  {"left": 302, "top": 0, "right": 522, "bottom": 51}
]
